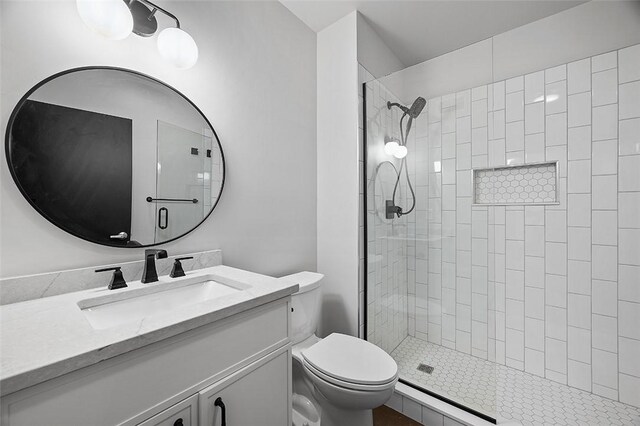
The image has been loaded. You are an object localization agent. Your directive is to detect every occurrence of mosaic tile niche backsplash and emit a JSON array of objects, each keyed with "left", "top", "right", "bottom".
[
  {"left": 473, "top": 162, "right": 558, "bottom": 205},
  {"left": 366, "top": 43, "right": 640, "bottom": 409}
]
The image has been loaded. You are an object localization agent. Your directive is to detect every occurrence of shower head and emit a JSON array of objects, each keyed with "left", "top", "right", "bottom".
[
  {"left": 387, "top": 97, "right": 427, "bottom": 119},
  {"left": 408, "top": 97, "right": 426, "bottom": 118}
]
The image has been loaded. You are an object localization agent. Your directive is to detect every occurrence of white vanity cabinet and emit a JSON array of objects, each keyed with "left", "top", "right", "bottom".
[
  {"left": 0, "top": 299, "right": 292, "bottom": 426},
  {"left": 199, "top": 350, "right": 290, "bottom": 426},
  {"left": 137, "top": 395, "right": 198, "bottom": 426}
]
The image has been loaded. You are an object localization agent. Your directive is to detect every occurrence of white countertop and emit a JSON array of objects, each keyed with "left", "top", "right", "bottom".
[{"left": 0, "top": 265, "right": 298, "bottom": 397}]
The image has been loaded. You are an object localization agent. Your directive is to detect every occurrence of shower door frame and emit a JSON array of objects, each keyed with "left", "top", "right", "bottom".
[{"left": 361, "top": 82, "right": 496, "bottom": 424}]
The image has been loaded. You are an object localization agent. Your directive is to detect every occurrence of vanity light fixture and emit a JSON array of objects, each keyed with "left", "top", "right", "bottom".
[
  {"left": 77, "top": 0, "right": 133, "bottom": 40},
  {"left": 77, "top": 0, "right": 199, "bottom": 69},
  {"left": 156, "top": 27, "right": 199, "bottom": 69}
]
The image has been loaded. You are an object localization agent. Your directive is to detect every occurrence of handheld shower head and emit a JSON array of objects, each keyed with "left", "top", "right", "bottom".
[
  {"left": 408, "top": 97, "right": 426, "bottom": 118},
  {"left": 384, "top": 97, "right": 426, "bottom": 219},
  {"left": 404, "top": 97, "right": 427, "bottom": 143}
]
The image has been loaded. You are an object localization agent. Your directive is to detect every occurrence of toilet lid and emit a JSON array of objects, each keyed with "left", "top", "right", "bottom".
[{"left": 301, "top": 333, "right": 398, "bottom": 386}]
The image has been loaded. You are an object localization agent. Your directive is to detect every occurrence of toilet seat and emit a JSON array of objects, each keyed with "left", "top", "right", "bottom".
[
  {"left": 301, "top": 333, "right": 398, "bottom": 391},
  {"left": 302, "top": 358, "right": 397, "bottom": 392}
]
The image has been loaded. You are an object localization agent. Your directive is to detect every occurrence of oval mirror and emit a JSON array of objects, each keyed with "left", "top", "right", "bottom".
[{"left": 5, "top": 67, "right": 225, "bottom": 247}]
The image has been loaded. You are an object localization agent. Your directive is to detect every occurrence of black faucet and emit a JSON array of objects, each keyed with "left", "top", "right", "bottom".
[{"left": 141, "top": 249, "right": 168, "bottom": 283}]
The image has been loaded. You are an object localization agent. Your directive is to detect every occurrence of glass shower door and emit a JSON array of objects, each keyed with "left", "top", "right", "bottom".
[
  {"left": 364, "top": 77, "right": 498, "bottom": 421},
  {"left": 365, "top": 79, "right": 410, "bottom": 356},
  {"left": 155, "top": 121, "right": 207, "bottom": 242}
]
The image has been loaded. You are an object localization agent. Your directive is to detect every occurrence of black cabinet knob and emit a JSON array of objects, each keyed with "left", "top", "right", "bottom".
[{"left": 173, "top": 419, "right": 183, "bottom": 426}]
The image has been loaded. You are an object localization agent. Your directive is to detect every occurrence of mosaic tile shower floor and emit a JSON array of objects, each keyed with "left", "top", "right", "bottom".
[{"left": 391, "top": 337, "right": 640, "bottom": 425}]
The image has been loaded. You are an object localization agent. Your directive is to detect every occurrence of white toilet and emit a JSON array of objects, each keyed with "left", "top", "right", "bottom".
[{"left": 282, "top": 272, "right": 398, "bottom": 426}]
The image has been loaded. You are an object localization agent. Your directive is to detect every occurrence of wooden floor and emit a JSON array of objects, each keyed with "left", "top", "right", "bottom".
[{"left": 373, "top": 405, "right": 422, "bottom": 426}]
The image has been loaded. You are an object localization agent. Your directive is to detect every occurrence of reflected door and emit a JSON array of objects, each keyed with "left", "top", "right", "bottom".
[{"left": 11, "top": 100, "right": 133, "bottom": 246}]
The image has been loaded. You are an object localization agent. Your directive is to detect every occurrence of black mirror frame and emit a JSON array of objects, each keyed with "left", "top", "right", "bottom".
[{"left": 4, "top": 66, "right": 226, "bottom": 248}]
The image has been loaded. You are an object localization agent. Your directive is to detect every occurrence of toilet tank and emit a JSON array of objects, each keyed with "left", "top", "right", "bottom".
[{"left": 280, "top": 272, "right": 324, "bottom": 344}]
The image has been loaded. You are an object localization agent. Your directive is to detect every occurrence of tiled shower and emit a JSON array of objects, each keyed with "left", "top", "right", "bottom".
[{"left": 364, "top": 43, "right": 640, "bottom": 424}]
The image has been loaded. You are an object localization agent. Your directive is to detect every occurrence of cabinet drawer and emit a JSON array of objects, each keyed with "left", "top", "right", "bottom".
[
  {"left": 199, "top": 349, "right": 290, "bottom": 426},
  {"left": 138, "top": 395, "right": 197, "bottom": 426}
]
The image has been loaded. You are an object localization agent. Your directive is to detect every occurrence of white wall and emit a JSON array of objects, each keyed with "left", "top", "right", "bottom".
[
  {"left": 382, "top": 1, "right": 640, "bottom": 102},
  {"left": 356, "top": 13, "right": 405, "bottom": 80},
  {"left": 492, "top": 0, "right": 640, "bottom": 81},
  {"left": 317, "top": 12, "right": 359, "bottom": 337},
  {"left": 0, "top": 1, "right": 317, "bottom": 278},
  {"left": 383, "top": 38, "right": 493, "bottom": 103},
  {"left": 315, "top": 11, "right": 409, "bottom": 338}
]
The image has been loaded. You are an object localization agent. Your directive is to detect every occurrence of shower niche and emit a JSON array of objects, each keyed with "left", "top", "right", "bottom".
[{"left": 472, "top": 161, "right": 558, "bottom": 205}]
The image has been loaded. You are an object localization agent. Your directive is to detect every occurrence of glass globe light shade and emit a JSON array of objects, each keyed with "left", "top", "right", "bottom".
[
  {"left": 76, "top": 0, "right": 133, "bottom": 40},
  {"left": 384, "top": 141, "right": 399, "bottom": 156},
  {"left": 157, "top": 27, "right": 199, "bottom": 69},
  {"left": 394, "top": 145, "right": 408, "bottom": 159}
]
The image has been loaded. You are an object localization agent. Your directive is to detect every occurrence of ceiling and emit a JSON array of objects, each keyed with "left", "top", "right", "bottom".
[{"left": 280, "top": 0, "right": 586, "bottom": 67}]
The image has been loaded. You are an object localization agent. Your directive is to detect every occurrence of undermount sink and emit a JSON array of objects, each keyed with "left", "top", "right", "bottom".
[{"left": 78, "top": 274, "right": 250, "bottom": 330}]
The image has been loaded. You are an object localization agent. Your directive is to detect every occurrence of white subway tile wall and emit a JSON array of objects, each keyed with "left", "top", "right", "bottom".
[
  {"left": 416, "top": 44, "right": 639, "bottom": 409},
  {"left": 364, "top": 43, "right": 640, "bottom": 418}
]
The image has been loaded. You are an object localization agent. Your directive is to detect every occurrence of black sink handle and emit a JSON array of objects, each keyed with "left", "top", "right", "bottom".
[
  {"left": 95, "top": 267, "right": 127, "bottom": 290},
  {"left": 170, "top": 256, "right": 194, "bottom": 278}
]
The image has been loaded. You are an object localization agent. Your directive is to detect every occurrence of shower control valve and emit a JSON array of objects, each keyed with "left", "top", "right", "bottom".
[{"left": 386, "top": 200, "right": 403, "bottom": 219}]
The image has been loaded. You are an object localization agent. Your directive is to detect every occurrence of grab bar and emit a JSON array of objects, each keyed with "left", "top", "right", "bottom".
[{"left": 146, "top": 197, "right": 198, "bottom": 204}]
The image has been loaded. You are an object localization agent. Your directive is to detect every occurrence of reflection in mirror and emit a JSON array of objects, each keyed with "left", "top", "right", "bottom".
[
  {"left": 6, "top": 68, "right": 224, "bottom": 247},
  {"left": 155, "top": 121, "right": 223, "bottom": 242}
]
